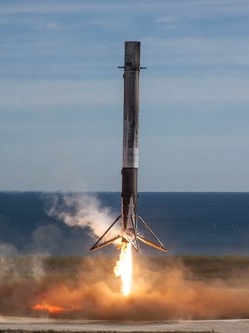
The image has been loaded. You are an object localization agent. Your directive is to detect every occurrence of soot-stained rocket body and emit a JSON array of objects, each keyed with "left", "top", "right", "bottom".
[
  {"left": 90, "top": 41, "right": 167, "bottom": 253},
  {"left": 122, "top": 41, "right": 140, "bottom": 231}
]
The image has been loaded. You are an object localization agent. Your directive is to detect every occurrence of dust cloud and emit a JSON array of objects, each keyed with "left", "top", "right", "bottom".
[{"left": 1, "top": 255, "right": 249, "bottom": 320}]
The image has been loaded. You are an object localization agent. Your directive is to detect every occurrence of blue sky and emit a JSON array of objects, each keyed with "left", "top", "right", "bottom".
[{"left": 1, "top": 0, "right": 249, "bottom": 191}]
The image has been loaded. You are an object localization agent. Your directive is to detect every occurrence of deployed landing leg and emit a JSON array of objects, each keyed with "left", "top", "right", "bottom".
[
  {"left": 90, "top": 215, "right": 122, "bottom": 251},
  {"left": 90, "top": 214, "right": 167, "bottom": 253},
  {"left": 136, "top": 216, "right": 167, "bottom": 252}
]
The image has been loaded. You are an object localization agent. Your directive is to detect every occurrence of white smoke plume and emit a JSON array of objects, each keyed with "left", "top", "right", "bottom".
[{"left": 46, "top": 193, "right": 120, "bottom": 241}]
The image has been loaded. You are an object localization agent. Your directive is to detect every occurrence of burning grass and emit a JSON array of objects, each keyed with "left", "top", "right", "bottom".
[{"left": 0, "top": 255, "right": 249, "bottom": 320}]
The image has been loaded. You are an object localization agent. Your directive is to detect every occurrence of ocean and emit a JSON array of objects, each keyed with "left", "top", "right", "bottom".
[{"left": 0, "top": 192, "right": 248, "bottom": 256}]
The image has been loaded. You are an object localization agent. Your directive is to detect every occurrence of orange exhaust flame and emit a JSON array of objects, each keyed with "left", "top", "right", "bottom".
[
  {"left": 114, "top": 242, "right": 132, "bottom": 296},
  {"left": 31, "top": 301, "right": 65, "bottom": 313}
]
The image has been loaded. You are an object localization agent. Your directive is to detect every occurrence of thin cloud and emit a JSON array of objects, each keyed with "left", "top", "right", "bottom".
[
  {"left": 0, "top": 1, "right": 168, "bottom": 15},
  {"left": 1, "top": 73, "right": 249, "bottom": 114},
  {"left": 1, "top": 0, "right": 249, "bottom": 18},
  {"left": 156, "top": 15, "right": 177, "bottom": 24},
  {"left": 0, "top": 79, "right": 121, "bottom": 111},
  {"left": 142, "top": 75, "right": 249, "bottom": 106},
  {"left": 143, "top": 36, "right": 249, "bottom": 70}
]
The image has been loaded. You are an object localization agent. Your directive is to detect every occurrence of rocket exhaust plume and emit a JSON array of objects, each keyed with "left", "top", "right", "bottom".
[
  {"left": 114, "top": 242, "right": 132, "bottom": 296},
  {"left": 90, "top": 42, "right": 167, "bottom": 294}
]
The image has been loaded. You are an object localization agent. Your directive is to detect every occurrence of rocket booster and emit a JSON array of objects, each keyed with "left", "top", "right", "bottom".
[
  {"left": 121, "top": 41, "right": 140, "bottom": 231},
  {"left": 90, "top": 41, "right": 167, "bottom": 253}
]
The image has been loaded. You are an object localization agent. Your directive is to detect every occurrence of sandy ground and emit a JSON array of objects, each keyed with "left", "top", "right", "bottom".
[{"left": 1, "top": 317, "right": 249, "bottom": 333}]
